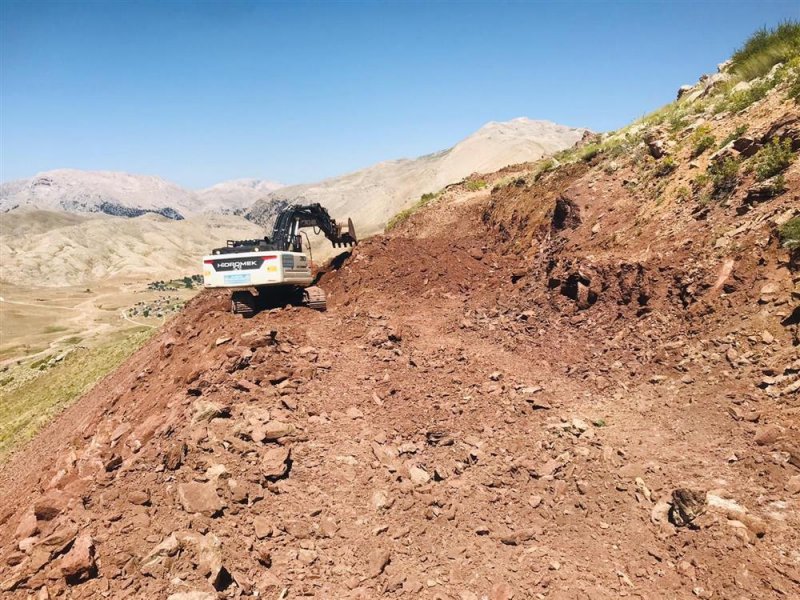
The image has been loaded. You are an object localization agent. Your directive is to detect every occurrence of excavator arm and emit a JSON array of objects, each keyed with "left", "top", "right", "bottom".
[
  {"left": 216, "top": 203, "right": 357, "bottom": 254},
  {"left": 271, "top": 203, "right": 358, "bottom": 251}
]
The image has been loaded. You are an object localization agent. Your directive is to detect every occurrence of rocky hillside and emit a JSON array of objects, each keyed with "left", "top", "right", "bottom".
[
  {"left": 247, "top": 118, "right": 588, "bottom": 236},
  {"left": 0, "top": 26, "right": 799, "bottom": 600},
  {"left": 0, "top": 170, "right": 283, "bottom": 219}
]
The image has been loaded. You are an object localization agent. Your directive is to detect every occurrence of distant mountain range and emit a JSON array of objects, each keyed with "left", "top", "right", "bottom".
[{"left": 0, "top": 170, "right": 283, "bottom": 219}]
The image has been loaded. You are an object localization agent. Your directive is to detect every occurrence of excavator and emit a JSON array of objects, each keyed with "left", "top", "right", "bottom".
[{"left": 202, "top": 203, "right": 357, "bottom": 316}]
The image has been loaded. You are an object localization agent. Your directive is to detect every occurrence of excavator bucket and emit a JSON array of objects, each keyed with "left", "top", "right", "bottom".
[{"left": 332, "top": 218, "right": 357, "bottom": 248}]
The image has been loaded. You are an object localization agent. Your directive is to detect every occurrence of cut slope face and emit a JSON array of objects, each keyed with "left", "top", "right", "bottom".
[
  {"left": 0, "top": 170, "right": 283, "bottom": 219},
  {"left": 246, "top": 118, "right": 587, "bottom": 235}
]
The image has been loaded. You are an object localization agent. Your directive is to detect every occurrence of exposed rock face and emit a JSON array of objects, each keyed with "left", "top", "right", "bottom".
[{"left": 669, "top": 489, "right": 707, "bottom": 527}]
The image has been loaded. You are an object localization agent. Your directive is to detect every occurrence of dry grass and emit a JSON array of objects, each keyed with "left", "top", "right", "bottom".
[{"left": 0, "top": 327, "right": 153, "bottom": 459}]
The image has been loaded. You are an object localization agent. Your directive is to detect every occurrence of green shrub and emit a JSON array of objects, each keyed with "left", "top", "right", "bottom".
[
  {"left": 790, "top": 69, "right": 800, "bottom": 103},
  {"left": 655, "top": 155, "right": 678, "bottom": 177},
  {"left": 709, "top": 157, "right": 740, "bottom": 198},
  {"left": 690, "top": 125, "right": 716, "bottom": 157},
  {"left": 730, "top": 21, "right": 800, "bottom": 81},
  {"left": 466, "top": 179, "right": 487, "bottom": 192},
  {"left": 725, "top": 78, "right": 774, "bottom": 112},
  {"left": 675, "top": 186, "right": 690, "bottom": 201},
  {"left": 754, "top": 137, "right": 796, "bottom": 181},
  {"left": 779, "top": 216, "right": 800, "bottom": 249},
  {"left": 386, "top": 191, "right": 440, "bottom": 231},
  {"left": 692, "top": 172, "right": 711, "bottom": 190},
  {"left": 579, "top": 143, "right": 601, "bottom": 162},
  {"left": 534, "top": 159, "right": 556, "bottom": 180}
]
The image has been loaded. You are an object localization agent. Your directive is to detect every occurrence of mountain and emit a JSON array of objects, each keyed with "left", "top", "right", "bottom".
[
  {"left": 0, "top": 170, "right": 283, "bottom": 219},
  {"left": 0, "top": 210, "right": 264, "bottom": 286},
  {"left": 195, "top": 178, "right": 284, "bottom": 214},
  {"left": 246, "top": 118, "right": 588, "bottom": 235}
]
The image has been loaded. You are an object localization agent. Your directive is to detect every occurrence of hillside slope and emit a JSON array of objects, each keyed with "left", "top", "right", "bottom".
[
  {"left": 247, "top": 118, "right": 587, "bottom": 235},
  {"left": 0, "top": 211, "right": 264, "bottom": 286},
  {"left": 0, "top": 37, "right": 799, "bottom": 600}
]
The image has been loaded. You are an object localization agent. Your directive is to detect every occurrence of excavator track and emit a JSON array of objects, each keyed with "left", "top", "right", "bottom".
[
  {"left": 231, "top": 290, "right": 256, "bottom": 317},
  {"left": 303, "top": 286, "right": 327, "bottom": 311}
]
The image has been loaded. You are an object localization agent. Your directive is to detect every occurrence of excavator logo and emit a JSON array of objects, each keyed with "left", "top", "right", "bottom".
[{"left": 209, "top": 257, "right": 266, "bottom": 271}]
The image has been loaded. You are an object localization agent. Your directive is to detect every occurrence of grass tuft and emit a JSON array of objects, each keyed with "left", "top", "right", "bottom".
[
  {"left": 709, "top": 157, "right": 740, "bottom": 198},
  {"left": 386, "top": 191, "right": 441, "bottom": 231},
  {"left": 730, "top": 21, "right": 800, "bottom": 81},
  {"left": 690, "top": 125, "right": 716, "bottom": 157},
  {"left": 779, "top": 216, "right": 800, "bottom": 249}
]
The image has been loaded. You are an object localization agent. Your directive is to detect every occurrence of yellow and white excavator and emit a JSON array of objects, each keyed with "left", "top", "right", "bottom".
[{"left": 202, "top": 203, "right": 357, "bottom": 316}]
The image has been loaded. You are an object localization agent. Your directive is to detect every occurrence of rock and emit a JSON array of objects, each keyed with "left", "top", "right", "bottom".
[
  {"left": 367, "top": 549, "right": 391, "bottom": 578},
  {"left": 167, "top": 592, "right": 217, "bottom": 600},
  {"left": 669, "top": 489, "right": 707, "bottom": 527},
  {"left": 127, "top": 490, "right": 150, "bottom": 506},
  {"left": 408, "top": 466, "right": 430, "bottom": 485},
  {"left": 261, "top": 446, "right": 291, "bottom": 480},
  {"left": 744, "top": 176, "right": 787, "bottom": 206},
  {"left": 528, "top": 495, "right": 543, "bottom": 508},
  {"left": 39, "top": 523, "right": 79, "bottom": 556},
  {"left": 177, "top": 482, "right": 224, "bottom": 517},
  {"left": 759, "top": 282, "right": 781, "bottom": 304},
  {"left": 14, "top": 510, "right": 38, "bottom": 539},
  {"left": 677, "top": 84, "right": 694, "bottom": 99},
  {"left": 33, "top": 494, "right": 68, "bottom": 521},
  {"left": 263, "top": 421, "right": 295, "bottom": 440},
  {"left": 754, "top": 424, "right": 782, "bottom": 446},
  {"left": 192, "top": 400, "right": 230, "bottom": 423},
  {"left": 787, "top": 475, "right": 800, "bottom": 495},
  {"left": 761, "top": 115, "right": 800, "bottom": 151},
  {"left": 0, "top": 570, "right": 29, "bottom": 592},
  {"left": 346, "top": 407, "right": 364, "bottom": 419},
  {"left": 297, "top": 549, "right": 318, "bottom": 565},
  {"left": 732, "top": 136, "right": 759, "bottom": 157},
  {"left": 215, "top": 336, "right": 231, "bottom": 346},
  {"left": 59, "top": 533, "right": 96, "bottom": 584},
  {"left": 163, "top": 442, "right": 186, "bottom": 470},
  {"left": 103, "top": 453, "right": 123, "bottom": 472},
  {"left": 490, "top": 582, "right": 514, "bottom": 600},
  {"left": 253, "top": 516, "right": 273, "bottom": 539}
]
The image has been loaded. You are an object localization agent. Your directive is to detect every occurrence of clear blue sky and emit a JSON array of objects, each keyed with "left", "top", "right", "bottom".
[{"left": 1, "top": 1, "right": 797, "bottom": 188}]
